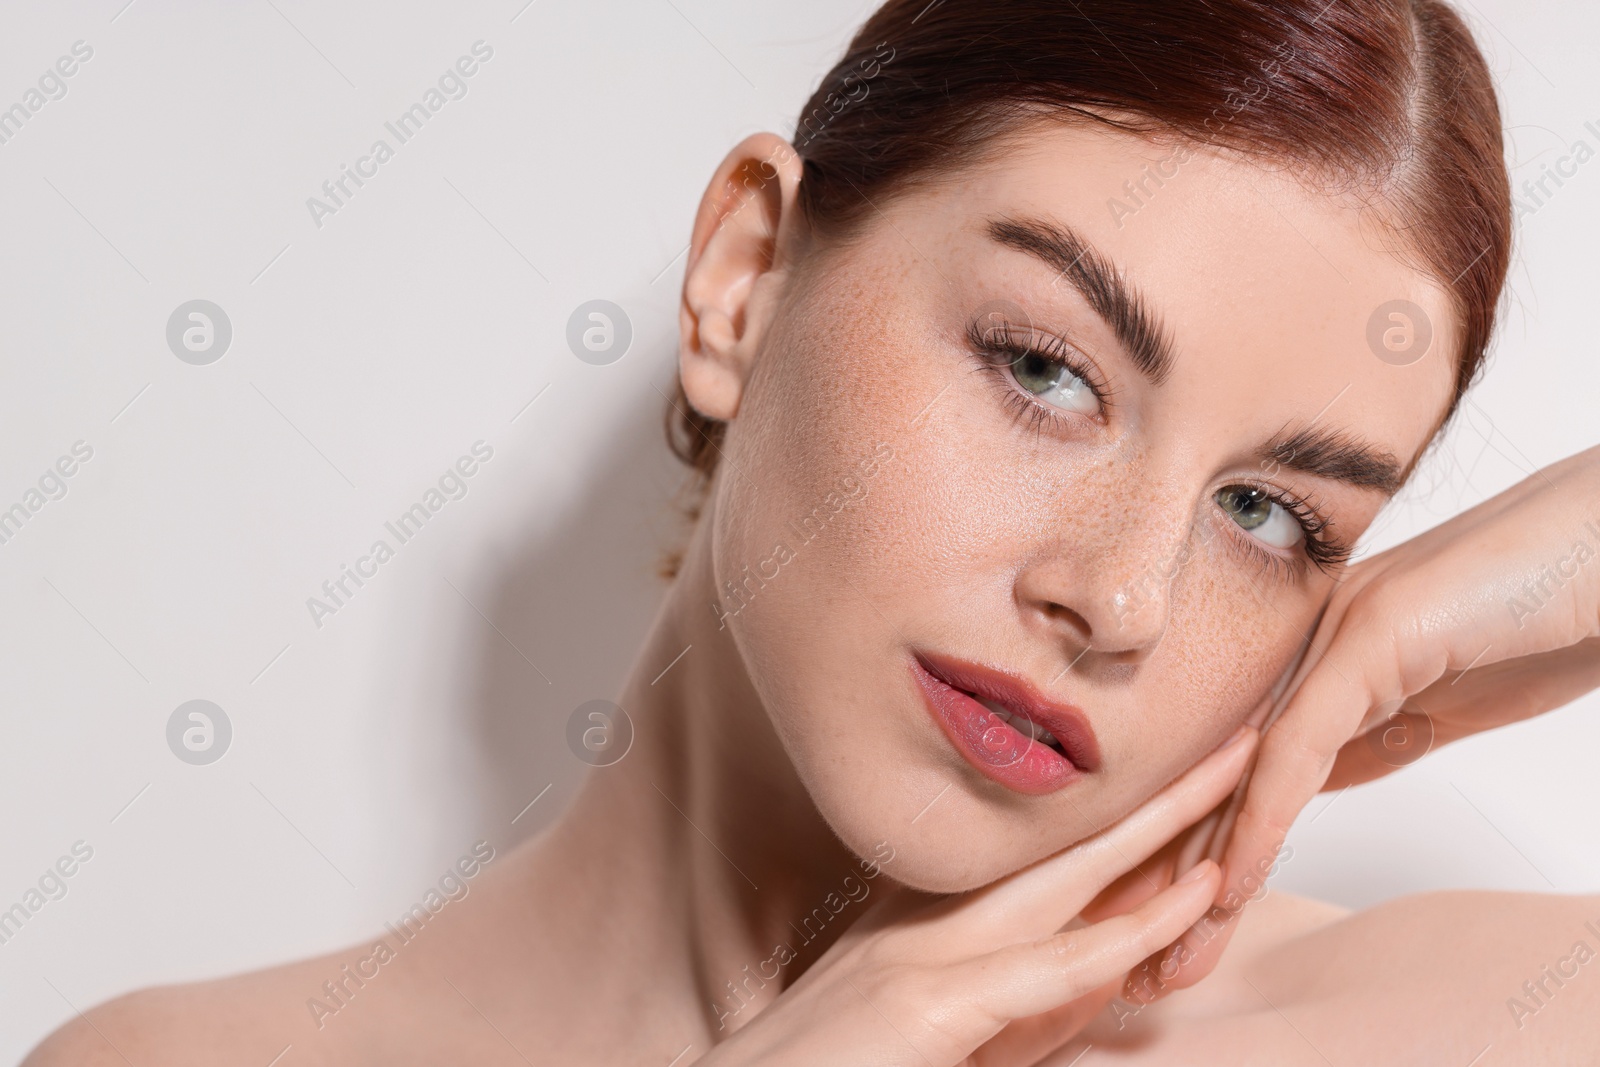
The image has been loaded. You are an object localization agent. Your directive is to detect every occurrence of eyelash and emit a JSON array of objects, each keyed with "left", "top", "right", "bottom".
[
  {"left": 965, "top": 315, "right": 1352, "bottom": 578},
  {"left": 966, "top": 319, "right": 1112, "bottom": 431},
  {"left": 1221, "top": 480, "right": 1352, "bottom": 578}
]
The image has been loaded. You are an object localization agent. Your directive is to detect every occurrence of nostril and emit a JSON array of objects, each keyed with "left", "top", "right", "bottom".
[{"left": 1040, "top": 600, "right": 1094, "bottom": 642}]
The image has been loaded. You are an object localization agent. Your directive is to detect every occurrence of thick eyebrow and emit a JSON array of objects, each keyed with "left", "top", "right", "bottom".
[
  {"left": 1260, "top": 425, "right": 1405, "bottom": 496},
  {"left": 987, "top": 215, "right": 1405, "bottom": 497},
  {"left": 986, "top": 215, "right": 1176, "bottom": 385}
]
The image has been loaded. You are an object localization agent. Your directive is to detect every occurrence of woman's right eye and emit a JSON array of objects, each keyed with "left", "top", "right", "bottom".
[{"left": 1008, "top": 350, "right": 1098, "bottom": 415}]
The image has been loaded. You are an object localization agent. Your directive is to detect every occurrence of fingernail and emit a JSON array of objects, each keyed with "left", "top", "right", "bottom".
[
  {"left": 1217, "top": 724, "right": 1249, "bottom": 751},
  {"left": 1176, "top": 860, "right": 1214, "bottom": 885}
]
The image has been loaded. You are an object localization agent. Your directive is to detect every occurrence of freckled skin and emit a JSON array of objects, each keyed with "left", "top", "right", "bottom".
[{"left": 710, "top": 124, "right": 1454, "bottom": 893}]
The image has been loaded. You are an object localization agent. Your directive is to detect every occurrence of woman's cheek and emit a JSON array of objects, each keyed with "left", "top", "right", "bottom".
[
  {"left": 723, "top": 299, "right": 957, "bottom": 590},
  {"left": 1161, "top": 537, "right": 1326, "bottom": 744},
  {"left": 705, "top": 298, "right": 928, "bottom": 650}
]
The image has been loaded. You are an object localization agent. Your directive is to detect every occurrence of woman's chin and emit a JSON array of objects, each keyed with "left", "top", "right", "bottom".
[
  {"left": 829, "top": 815, "right": 1047, "bottom": 895},
  {"left": 868, "top": 845, "right": 1033, "bottom": 895}
]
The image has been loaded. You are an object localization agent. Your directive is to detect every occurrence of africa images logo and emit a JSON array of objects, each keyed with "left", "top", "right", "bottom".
[{"left": 305, "top": 41, "right": 494, "bottom": 229}]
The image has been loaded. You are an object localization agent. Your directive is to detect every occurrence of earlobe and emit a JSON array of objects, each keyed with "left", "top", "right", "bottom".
[{"left": 678, "top": 133, "right": 805, "bottom": 423}]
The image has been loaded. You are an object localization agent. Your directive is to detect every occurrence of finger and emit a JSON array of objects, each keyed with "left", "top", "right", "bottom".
[
  {"left": 1229, "top": 646, "right": 1377, "bottom": 873},
  {"left": 1170, "top": 683, "right": 1282, "bottom": 878},
  {"left": 821, "top": 881, "right": 923, "bottom": 950},
  {"left": 1196, "top": 760, "right": 1253, "bottom": 869},
  {"left": 1322, "top": 709, "right": 1434, "bottom": 790},
  {"left": 965, "top": 860, "right": 1223, "bottom": 1022},
  {"left": 1404, "top": 636, "right": 1600, "bottom": 729},
  {"left": 1325, "top": 627, "right": 1600, "bottom": 792},
  {"left": 1171, "top": 766, "right": 1245, "bottom": 876},
  {"left": 971, "top": 978, "right": 1119, "bottom": 1067},
  {"left": 1124, "top": 768, "right": 1258, "bottom": 998},
  {"left": 1140, "top": 646, "right": 1371, "bottom": 996},
  {"left": 964, "top": 726, "right": 1256, "bottom": 936},
  {"left": 1154, "top": 635, "right": 1320, "bottom": 911},
  {"left": 1081, "top": 785, "right": 1232, "bottom": 926},
  {"left": 1079, "top": 844, "right": 1178, "bottom": 925}
]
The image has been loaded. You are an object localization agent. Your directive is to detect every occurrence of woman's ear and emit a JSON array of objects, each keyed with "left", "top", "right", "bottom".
[{"left": 678, "top": 133, "right": 805, "bottom": 422}]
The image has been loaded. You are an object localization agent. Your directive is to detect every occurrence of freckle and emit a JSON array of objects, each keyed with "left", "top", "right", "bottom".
[{"left": 1163, "top": 541, "right": 1313, "bottom": 735}]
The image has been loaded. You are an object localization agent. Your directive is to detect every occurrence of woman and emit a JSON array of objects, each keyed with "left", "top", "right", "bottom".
[{"left": 28, "top": 0, "right": 1600, "bottom": 1063}]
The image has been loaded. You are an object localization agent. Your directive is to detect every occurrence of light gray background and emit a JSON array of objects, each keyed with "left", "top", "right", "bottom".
[{"left": 0, "top": 0, "right": 1595, "bottom": 1060}]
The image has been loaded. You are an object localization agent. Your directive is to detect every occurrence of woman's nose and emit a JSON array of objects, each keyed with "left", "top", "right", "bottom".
[{"left": 1012, "top": 500, "right": 1201, "bottom": 662}]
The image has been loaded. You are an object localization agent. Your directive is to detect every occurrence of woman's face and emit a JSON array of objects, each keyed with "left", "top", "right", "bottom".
[{"left": 695, "top": 122, "right": 1456, "bottom": 893}]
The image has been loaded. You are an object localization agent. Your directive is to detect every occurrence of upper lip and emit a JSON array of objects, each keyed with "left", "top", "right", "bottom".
[{"left": 915, "top": 650, "right": 1103, "bottom": 772}]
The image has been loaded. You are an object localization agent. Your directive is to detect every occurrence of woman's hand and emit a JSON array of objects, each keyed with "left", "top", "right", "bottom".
[
  {"left": 1148, "top": 442, "right": 1600, "bottom": 996},
  {"left": 695, "top": 728, "right": 1257, "bottom": 1067}
]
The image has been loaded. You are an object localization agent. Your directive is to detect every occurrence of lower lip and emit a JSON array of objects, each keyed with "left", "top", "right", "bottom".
[{"left": 910, "top": 655, "right": 1087, "bottom": 795}]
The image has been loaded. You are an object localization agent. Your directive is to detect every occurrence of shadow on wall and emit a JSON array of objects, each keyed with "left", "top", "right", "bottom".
[{"left": 461, "top": 380, "right": 690, "bottom": 846}]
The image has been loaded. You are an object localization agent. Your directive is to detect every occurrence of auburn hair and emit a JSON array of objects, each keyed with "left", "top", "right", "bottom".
[{"left": 663, "top": 0, "right": 1510, "bottom": 564}]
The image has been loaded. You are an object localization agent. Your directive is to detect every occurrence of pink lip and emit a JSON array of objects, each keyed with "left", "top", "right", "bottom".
[{"left": 911, "top": 650, "right": 1101, "bottom": 795}]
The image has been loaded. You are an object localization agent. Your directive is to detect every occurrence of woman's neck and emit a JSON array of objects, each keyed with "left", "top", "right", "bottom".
[{"left": 540, "top": 510, "right": 864, "bottom": 1040}]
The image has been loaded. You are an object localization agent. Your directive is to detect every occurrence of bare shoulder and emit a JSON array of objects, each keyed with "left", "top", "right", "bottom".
[
  {"left": 24, "top": 962, "right": 302, "bottom": 1067},
  {"left": 1262, "top": 888, "right": 1600, "bottom": 1007},
  {"left": 23, "top": 844, "right": 551, "bottom": 1067},
  {"left": 18, "top": 919, "right": 514, "bottom": 1067},
  {"left": 1077, "top": 888, "right": 1600, "bottom": 1065},
  {"left": 1252, "top": 888, "right": 1600, "bottom": 1063},
  {"left": 20, "top": 950, "right": 378, "bottom": 1067}
]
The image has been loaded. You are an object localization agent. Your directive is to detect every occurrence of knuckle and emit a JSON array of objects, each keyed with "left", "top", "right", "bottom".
[
  {"left": 1033, "top": 929, "right": 1084, "bottom": 959},
  {"left": 1341, "top": 592, "right": 1414, "bottom": 691},
  {"left": 851, "top": 935, "right": 913, "bottom": 979},
  {"left": 1254, "top": 729, "right": 1331, "bottom": 796},
  {"left": 1123, "top": 904, "right": 1174, "bottom": 942},
  {"left": 1240, "top": 793, "right": 1296, "bottom": 842},
  {"left": 1231, "top": 797, "right": 1295, "bottom": 856},
  {"left": 920, "top": 999, "right": 988, "bottom": 1060},
  {"left": 848, "top": 956, "right": 920, "bottom": 1009}
]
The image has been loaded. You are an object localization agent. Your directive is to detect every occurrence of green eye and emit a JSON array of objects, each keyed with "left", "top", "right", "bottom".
[
  {"left": 1215, "top": 486, "right": 1304, "bottom": 549},
  {"left": 1009, "top": 352, "right": 1096, "bottom": 414}
]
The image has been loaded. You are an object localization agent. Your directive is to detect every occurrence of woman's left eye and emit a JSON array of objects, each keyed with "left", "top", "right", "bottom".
[
  {"left": 1215, "top": 486, "right": 1305, "bottom": 549},
  {"left": 1009, "top": 351, "right": 1098, "bottom": 415}
]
